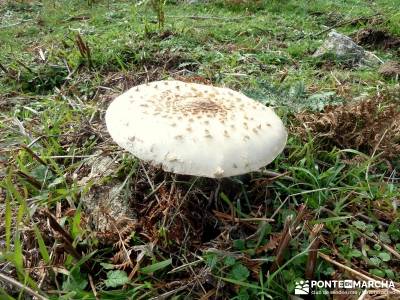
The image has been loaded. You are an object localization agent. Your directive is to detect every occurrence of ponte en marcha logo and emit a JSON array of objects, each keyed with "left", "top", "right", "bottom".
[{"left": 294, "top": 279, "right": 396, "bottom": 295}]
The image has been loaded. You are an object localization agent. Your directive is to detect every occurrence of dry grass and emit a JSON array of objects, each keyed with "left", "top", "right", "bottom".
[{"left": 295, "top": 91, "right": 400, "bottom": 162}]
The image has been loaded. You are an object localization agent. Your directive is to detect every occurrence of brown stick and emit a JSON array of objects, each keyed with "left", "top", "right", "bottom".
[
  {"left": 15, "top": 59, "right": 36, "bottom": 74},
  {"left": 270, "top": 204, "right": 306, "bottom": 273},
  {"left": 75, "top": 33, "right": 92, "bottom": 69},
  {"left": 305, "top": 224, "right": 324, "bottom": 279},
  {"left": 16, "top": 170, "right": 42, "bottom": 189},
  {"left": 314, "top": 13, "right": 381, "bottom": 37},
  {"left": 21, "top": 145, "right": 59, "bottom": 175},
  {"left": 318, "top": 252, "right": 400, "bottom": 294},
  {"left": 213, "top": 210, "right": 274, "bottom": 223},
  {"left": 0, "top": 62, "right": 8, "bottom": 74},
  {"left": 42, "top": 210, "right": 87, "bottom": 269},
  {"left": 0, "top": 272, "right": 48, "bottom": 300}
]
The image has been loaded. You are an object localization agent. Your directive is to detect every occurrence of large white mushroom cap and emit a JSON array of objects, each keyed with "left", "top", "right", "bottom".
[{"left": 105, "top": 80, "right": 287, "bottom": 178}]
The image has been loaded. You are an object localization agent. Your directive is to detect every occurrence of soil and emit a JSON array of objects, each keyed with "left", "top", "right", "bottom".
[
  {"left": 378, "top": 61, "right": 400, "bottom": 78},
  {"left": 354, "top": 28, "right": 400, "bottom": 50}
]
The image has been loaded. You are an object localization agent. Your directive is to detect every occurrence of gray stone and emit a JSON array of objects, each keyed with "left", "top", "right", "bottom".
[
  {"left": 313, "top": 30, "right": 382, "bottom": 67},
  {"left": 78, "top": 152, "right": 135, "bottom": 230}
]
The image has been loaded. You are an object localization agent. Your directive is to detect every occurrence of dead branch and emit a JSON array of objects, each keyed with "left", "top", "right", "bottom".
[
  {"left": 305, "top": 224, "right": 324, "bottom": 279},
  {"left": 0, "top": 272, "right": 48, "bottom": 300}
]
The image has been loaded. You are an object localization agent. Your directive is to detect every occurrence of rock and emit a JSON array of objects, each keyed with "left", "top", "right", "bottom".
[
  {"left": 78, "top": 152, "right": 135, "bottom": 230},
  {"left": 81, "top": 180, "right": 135, "bottom": 231},
  {"left": 78, "top": 152, "right": 115, "bottom": 186},
  {"left": 378, "top": 61, "right": 400, "bottom": 78},
  {"left": 313, "top": 30, "right": 382, "bottom": 67}
]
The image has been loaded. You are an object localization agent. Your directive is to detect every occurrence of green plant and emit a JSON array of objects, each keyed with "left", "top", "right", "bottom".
[{"left": 150, "top": 0, "right": 167, "bottom": 30}]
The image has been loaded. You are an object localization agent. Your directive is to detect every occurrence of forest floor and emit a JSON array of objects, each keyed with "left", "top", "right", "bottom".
[{"left": 0, "top": 0, "right": 399, "bottom": 299}]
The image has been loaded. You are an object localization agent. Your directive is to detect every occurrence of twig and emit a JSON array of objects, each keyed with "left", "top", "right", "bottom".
[
  {"left": 20, "top": 145, "right": 59, "bottom": 176},
  {"left": 141, "top": 162, "right": 162, "bottom": 204},
  {"left": 0, "top": 62, "right": 8, "bottom": 74},
  {"left": 0, "top": 272, "right": 48, "bottom": 300},
  {"left": 75, "top": 33, "right": 92, "bottom": 69},
  {"left": 366, "top": 129, "right": 388, "bottom": 198},
  {"left": 269, "top": 217, "right": 291, "bottom": 273},
  {"left": 15, "top": 59, "right": 36, "bottom": 74},
  {"left": 213, "top": 210, "right": 274, "bottom": 223},
  {"left": 314, "top": 13, "right": 381, "bottom": 37},
  {"left": 0, "top": 19, "right": 32, "bottom": 29},
  {"left": 318, "top": 252, "right": 400, "bottom": 294},
  {"left": 144, "top": 180, "right": 166, "bottom": 200},
  {"left": 357, "top": 289, "right": 368, "bottom": 300},
  {"left": 259, "top": 169, "right": 295, "bottom": 181},
  {"left": 356, "top": 230, "right": 400, "bottom": 260},
  {"left": 306, "top": 224, "right": 324, "bottom": 279},
  {"left": 167, "top": 15, "right": 252, "bottom": 21},
  {"left": 88, "top": 274, "right": 99, "bottom": 300},
  {"left": 270, "top": 204, "right": 306, "bottom": 273},
  {"left": 200, "top": 289, "right": 216, "bottom": 300},
  {"left": 16, "top": 170, "right": 42, "bottom": 189},
  {"left": 43, "top": 210, "right": 86, "bottom": 267}
]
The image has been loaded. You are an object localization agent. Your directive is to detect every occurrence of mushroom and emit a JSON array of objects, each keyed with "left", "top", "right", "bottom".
[{"left": 105, "top": 80, "right": 287, "bottom": 178}]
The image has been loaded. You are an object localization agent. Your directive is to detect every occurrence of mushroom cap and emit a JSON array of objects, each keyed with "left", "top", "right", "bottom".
[{"left": 105, "top": 80, "right": 287, "bottom": 178}]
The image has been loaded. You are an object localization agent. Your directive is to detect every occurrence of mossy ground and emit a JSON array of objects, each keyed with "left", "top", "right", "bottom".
[{"left": 0, "top": 0, "right": 399, "bottom": 299}]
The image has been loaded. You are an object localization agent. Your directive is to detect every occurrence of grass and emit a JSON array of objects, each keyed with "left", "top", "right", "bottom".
[{"left": 0, "top": 0, "right": 399, "bottom": 299}]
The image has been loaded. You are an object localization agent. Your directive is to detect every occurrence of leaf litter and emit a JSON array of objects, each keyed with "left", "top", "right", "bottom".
[{"left": 294, "top": 88, "right": 400, "bottom": 163}]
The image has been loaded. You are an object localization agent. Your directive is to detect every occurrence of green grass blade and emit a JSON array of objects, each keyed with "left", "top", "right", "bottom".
[
  {"left": 33, "top": 224, "right": 51, "bottom": 264},
  {"left": 140, "top": 258, "right": 172, "bottom": 275},
  {"left": 5, "top": 191, "right": 12, "bottom": 252}
]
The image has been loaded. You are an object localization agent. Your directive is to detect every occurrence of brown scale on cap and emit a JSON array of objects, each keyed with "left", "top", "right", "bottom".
[
  {"left": 147, "top": 90, "right": 234, "bottom": 122},
  {"left": 224, "top": 130, "right": 230, "bottom": 137}
]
